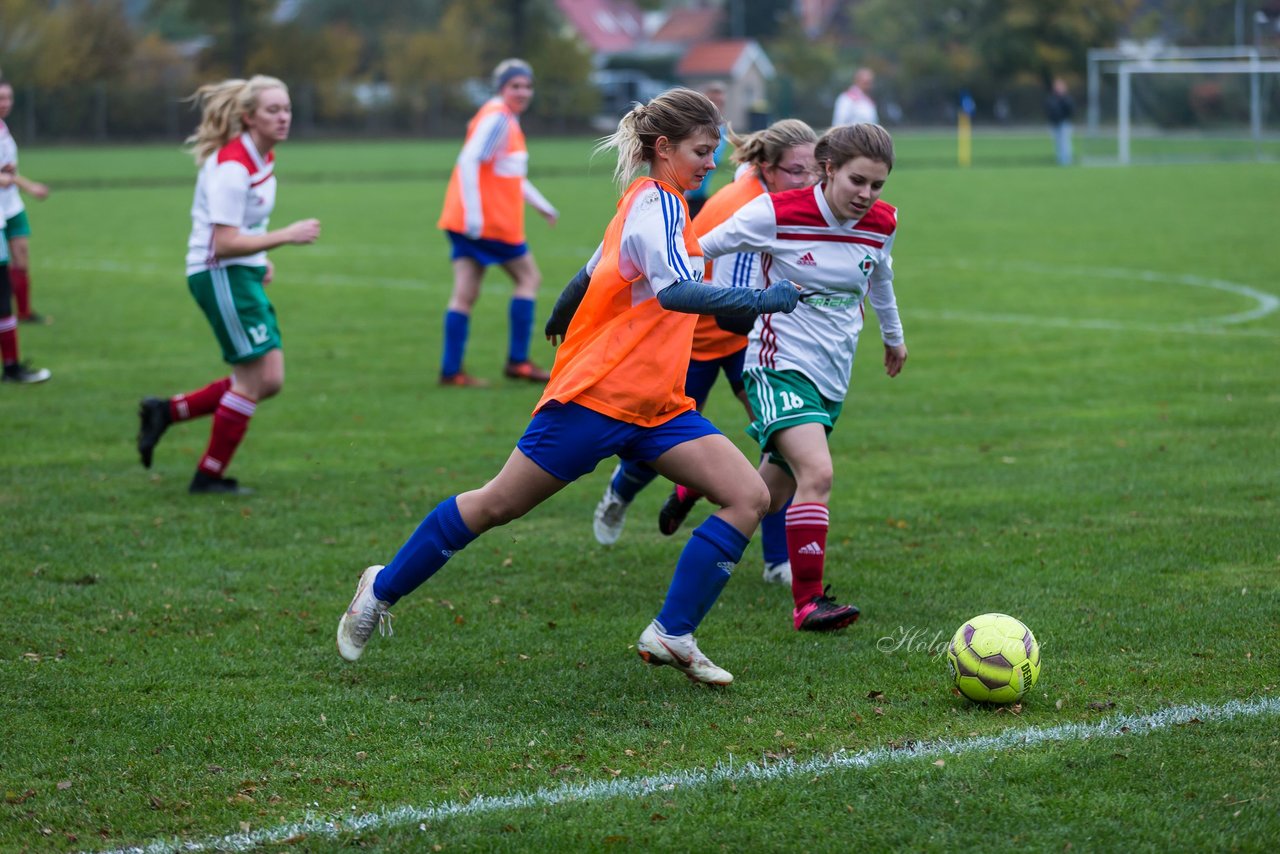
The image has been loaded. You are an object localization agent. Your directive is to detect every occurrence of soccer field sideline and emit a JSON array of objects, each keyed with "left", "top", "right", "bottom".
[{"left": 96, "top": 695, "right": 1280, "bottom": 854}]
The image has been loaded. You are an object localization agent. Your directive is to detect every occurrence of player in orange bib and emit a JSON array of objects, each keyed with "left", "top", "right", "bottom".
[
  {"left": 338, "top": 89, "right": 801, "bottom": 686},
  {"left": 589, "top": 120, "right": 818, "bottom": 589},
  {"left": 436, "top": 59, "right": 559, "bottom": 387}
]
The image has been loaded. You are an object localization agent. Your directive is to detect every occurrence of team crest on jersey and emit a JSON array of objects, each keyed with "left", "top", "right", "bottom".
[{"left": 859, "top": 253, "right": 875, "bottom": 278}]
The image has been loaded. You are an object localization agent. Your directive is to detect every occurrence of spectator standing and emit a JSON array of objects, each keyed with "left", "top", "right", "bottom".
[{"left": 832, "top": 68, "right": 879, "bottom": 127}]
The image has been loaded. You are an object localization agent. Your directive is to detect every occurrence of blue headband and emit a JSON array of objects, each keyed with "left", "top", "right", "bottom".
[{"left": 495, "top": 65, "right": 533, "bottom": 91}]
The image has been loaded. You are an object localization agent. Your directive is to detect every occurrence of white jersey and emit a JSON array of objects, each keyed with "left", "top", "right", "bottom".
[
  {"left": 699, "top": 183, "right": 903, "bottom": 402},
  {"left": 185, "top": 132, "right": 277, "bottom": 274},
  {"left": 0, "top": 119, "right": 24, "bottom": 219}
]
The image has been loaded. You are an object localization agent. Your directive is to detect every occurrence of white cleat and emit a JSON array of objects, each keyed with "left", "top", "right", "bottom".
[
  {"left": 762, "top": 560, "right": 792, "bottom": 586},
  {"left": 593, "top": 471, "right": 631, "bottom": 545},
  {"left": 636, "top": 620, "right": 733, "bottom": 686},
  {"left": 336, "top": 565, "right": 393, "bottom": 661}
]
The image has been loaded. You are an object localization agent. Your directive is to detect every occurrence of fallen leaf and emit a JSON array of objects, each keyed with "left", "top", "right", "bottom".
[
  {"left": 57, "top": 780, "right": 72, "bottom": 791},
  {"left": 867, "top": 690, "right": 886, "bottom": 701},
  {"left": 933, "top": 759, "right": 945, "bottom": 767}
]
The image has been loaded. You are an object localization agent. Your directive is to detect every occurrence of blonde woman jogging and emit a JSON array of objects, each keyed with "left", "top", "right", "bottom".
[{"left": 137, "top": 76, "right": 320, "bottom": 494}]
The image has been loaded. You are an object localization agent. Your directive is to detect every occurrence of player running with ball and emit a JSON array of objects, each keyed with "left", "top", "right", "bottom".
[{"left": 698, "top": 123, "right": 908, "bottom": 632}]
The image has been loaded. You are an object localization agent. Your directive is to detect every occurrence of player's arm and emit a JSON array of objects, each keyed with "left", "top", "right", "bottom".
[
  {"left": 457, "top": 112, "right": 507, "bottom": 239},
  {"left": 522, "top": 179, "right": 558, "bottom": 225},
  {"left": 623, "top": 189, "right": 796, "bottom": 317},
  {"left": 544, "top": 243, "right": 603, "bottom": 343},
  {"left": 206, "top": 160, "right": 319, "bottom": 258},
  {"left": 866, "top": 236, "right": 906, "bottom": 377},
  {"left": 13, "top": 173, "right": 49, "bottom": 201},
  {"left": 213, "top": 221, "right": 320, "bottom": 258}
]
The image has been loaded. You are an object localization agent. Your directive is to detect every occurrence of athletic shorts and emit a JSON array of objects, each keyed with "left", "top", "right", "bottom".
[
  {"left": 685, "top": 349, "right": 746, "bottom": 409},
  {"left": 445, "top": 231, "right": 529, "bottom": 267},
  {"left": 743, "top": 367, "right": 843, "bottom": 467},
  {"left": 517, "top": 401, "right": 720, "bottom": 483},
  {"left": 4, "top": 210, "right": 31, "bottom": 240},
  {"left": 187, "top": 265, "right": 281, "bottom": 364}
]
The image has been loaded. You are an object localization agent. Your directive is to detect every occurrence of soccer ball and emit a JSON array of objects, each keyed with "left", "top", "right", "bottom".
[{"left": 946, "top": 613, "right": 1041, "bottom": 704}]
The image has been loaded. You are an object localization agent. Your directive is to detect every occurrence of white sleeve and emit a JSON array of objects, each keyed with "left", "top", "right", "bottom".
[
  {"left": 456, "top": 111, "right": 509, "bottom": 238},
  {"left": 522, "top": 179, "right": 557, "bottom": 218},
  {"left": 618, "top": 186, "right": 699, "bottom": 294},
  {"left": 698, "top": 194, "right": 778, "bottom": 261},
  {"left": 584, "top": 242, "right": 604, "bottom": 276},
  {"left": 206, "top": 161, "right": 251, "bottom": 227},
  {"left": 714, "top": 250, "right": 762, "bottom": 290},
  {"left": 867, "top": 232, "right": 904, "bottom": 346}
]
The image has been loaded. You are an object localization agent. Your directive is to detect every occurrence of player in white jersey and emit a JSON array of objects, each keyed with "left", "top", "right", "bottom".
[
  {"left": 0, "top": 176, "right": 51, "bottom": 383},
  {"left": 136, "top": 76, "right": 320, "bottom": 495},
  {"left": 699, "top": 123, "right": 907, "bottom": 632},
  {"left": 0, "top": 77, "right": 51, "bottom": 324}
]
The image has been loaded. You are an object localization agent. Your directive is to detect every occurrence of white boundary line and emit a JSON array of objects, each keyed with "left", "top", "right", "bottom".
[
  {"left": 99, "top": 695, "right": 1280, "bottom": 854},
  {"left": 46, "top": 256, "right": 1280, "bottom": 337}
]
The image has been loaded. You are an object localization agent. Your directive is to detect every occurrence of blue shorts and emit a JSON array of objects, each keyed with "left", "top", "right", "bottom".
[
  {"left": 685, "top": 349, "right": 746, "bottom": 409},
  {"left": 445, "top": 231, "right": 529, "bottom": 267},
  {"left": 516, "top": 402, "right": 721, "bottom": 482}
]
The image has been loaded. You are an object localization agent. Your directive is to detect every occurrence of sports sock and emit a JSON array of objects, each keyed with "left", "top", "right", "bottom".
[
  {"left": 441, "top": 310, "right": 470, "bottom": 377},
  {"left": 613, "top": 459, "right": 659, "bottom": 502},
  {"left": 170, "top": 377, "right": 232, "bottom": 422},
  {"left": 507, "top": 296, "right": 535, "bottom": 364},
  {"left": 10, "top": 268, "right": 31, "bottom": 319},
  {"left": 0, "top": 315, "right": 17, "bottom": 365},
  {"left": 786, "top": 503, "right": 829, "bottom": 607},
  {"left": 760, "top": 496, "right": 792, "bottom": 566},
  {"left": 374, "top": 496, "right": 478, "bottom": 604},
  {"left": 197, "top": 390, "right": 255, "bottom": 477},
  {"left": 656, "top": 515, "right": 749, "bottom": 635}
]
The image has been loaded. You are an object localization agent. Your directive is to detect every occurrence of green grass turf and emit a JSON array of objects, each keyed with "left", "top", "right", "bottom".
[{"left": 2, "top": 135, "right": 1278, "bottom": 850}]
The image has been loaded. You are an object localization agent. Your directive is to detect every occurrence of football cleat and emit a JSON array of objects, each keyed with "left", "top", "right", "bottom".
[
  {"left": 657, "top": 486, "right": 700, "bottom": 536},
  {"left": 188, "top": 471, "right": 254, "bottom": 495},
  {"left": 636, "top": 621, "right": 732, "bottom": 686},
  {"left": 137, "top": 397, "right": 172, "bottom": 469},
  {"left": 439, "top": 372, "right": 490, "bottom": 388},
  {"left": 337, "top": 565, "right": 393, "bottom": 661},
  {"left": 503, "top": 360, "right": 551, "bottom": 382},
  {"left": 592, "top": 470, "right": 630, "bottom": 545},
  {"left": 1, "top": 362, "right": 51, "bottom": 384},
  {"left": 793, "top": 585, "right": 860, "bottom": 632},
  {"left": 762, "top": 560, "right": 792, "bottom": 586}
]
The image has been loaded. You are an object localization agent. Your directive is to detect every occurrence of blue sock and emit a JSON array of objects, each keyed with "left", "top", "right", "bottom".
[
  {"left": 442, "top": 310, "right": 469, "bottom": 377},
  {"left": 656, "top": 515, "right": 749, "bottom": 635},
  {"left": 612, "top": 459, "right": 659, "bottom": 502},
  {"left": 761, "top": 497, "right": 792, "bottom": 565},
  {"left": 374, "top": 496, "right": 477, "bottom": 604},
  {"left": 508, "top": 297, "right": 535, "bottom": 364}
]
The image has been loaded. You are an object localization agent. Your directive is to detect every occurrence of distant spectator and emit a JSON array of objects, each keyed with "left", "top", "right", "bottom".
[
  {"left": 832, "top": 68, "right": 879, "bottom": 127},
  {"left": 1045, "top": 77, "right": 1074, "bottom": 166},
  {"left": 684, "top": 81, "right": 728, "bottom": 218}
]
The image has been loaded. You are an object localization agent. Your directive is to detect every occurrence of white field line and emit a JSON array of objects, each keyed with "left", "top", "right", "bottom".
[
  {"left": 98, "top": 695, "right": 1280, "bottom": 854},
  {"left": 45, "top": 256, "right": 1280, "bottom": 337}
]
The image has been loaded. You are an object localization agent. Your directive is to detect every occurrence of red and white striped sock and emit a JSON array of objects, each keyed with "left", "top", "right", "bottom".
[
  {"left": 0, "top": 315, "right": 18, "bottom": 365},
  {"left": 171, "top": 377, "right": 232, "bottom": 422},
  {"left": 10, "top": 268, "right": 31, "bottom": 319},
  {"left": 197, "top": 390, "right": 256, "bottom": 477},
  {"left": 786, "top": 502, "right": 830, "bottom": 608}
]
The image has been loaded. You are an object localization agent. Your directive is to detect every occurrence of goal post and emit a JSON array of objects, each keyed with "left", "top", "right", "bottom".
[{"left": 1108, "top": 57, "right": 1280, "bottom": 164}]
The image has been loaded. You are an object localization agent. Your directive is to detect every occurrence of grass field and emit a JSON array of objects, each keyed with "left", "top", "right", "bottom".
[{"left": 3, "top": 132, "right": 1278, "bottom": 852}]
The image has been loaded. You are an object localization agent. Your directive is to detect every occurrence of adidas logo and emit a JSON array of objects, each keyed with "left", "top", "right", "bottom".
[
  {"left": 797, "top": 251, "right": 817, "bottom": 267},
  {"left": 798, "top": 541, "right": 824, "bottom": 556},
  {"left": 716, "top": 561, "right": 736, "bottom": 574}
]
